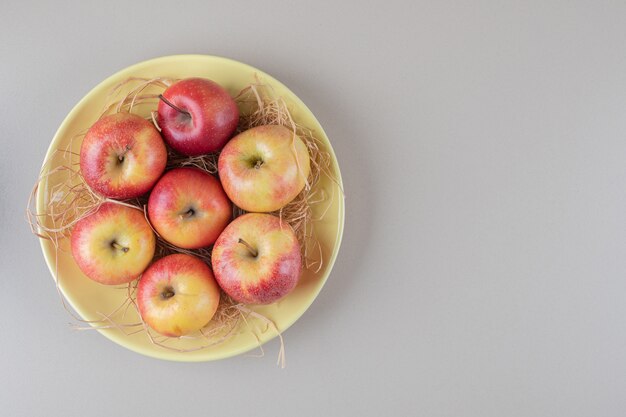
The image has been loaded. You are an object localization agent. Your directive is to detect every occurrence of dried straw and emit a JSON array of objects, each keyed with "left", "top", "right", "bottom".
[{"left": 27, "top": 77, "right": 334, "bottom": 366}]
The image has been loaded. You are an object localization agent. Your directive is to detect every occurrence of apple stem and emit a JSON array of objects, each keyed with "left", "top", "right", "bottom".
[
  {"left": 118, "top": 145, "right": 132, "bottom": 162},
  {"left": 161, "top": 286, "right": 175, "bottom": 300},
  {"left": 158, "top": 94, "right": 191, "bottom": 118},
  {"left": 238, "top": 238, "right": 258, "bottom": 257},
  {"left": 179, "top": 208, "right": 195, "bottom": 219},
  {"left": 111, "top": 241, "right": 129, "bottom": 253}
]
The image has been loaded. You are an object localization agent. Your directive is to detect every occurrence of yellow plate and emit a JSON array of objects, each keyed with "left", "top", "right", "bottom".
[{"left": 37, "top": 55, "right": 344, "bottom": 361}]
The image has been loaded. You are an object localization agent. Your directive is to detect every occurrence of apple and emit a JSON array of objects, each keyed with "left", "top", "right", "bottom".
[
  {"left": 70, "top": 202, "right": 155, "bottom": 285},
  {"left": 211, "top": 213, "right": 302, "bottom": 304},
  {"left": 137, "top": 254, "right": 221, "bottom": 337},
  {"left": 218, "top": 125, "right": 311, "bottom": 212},
  {"left": 147, "top": 167, "right": 232, "bottom": 249},
  {"left": 80, "top": 112, "right": 167, "bottom": 199},
  {"left": 157, "top": 78, "right": 239, "bottom": 156}
]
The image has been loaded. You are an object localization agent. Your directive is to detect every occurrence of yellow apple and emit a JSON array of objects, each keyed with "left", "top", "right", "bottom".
[
  {"left": 137, "top": 254, "right": 221, "bottom": 337},
  {"left": 218, "top": 125, "right": 310, "bottom": 212},
  {"left": 70, "top": 202, "right": 156, "bottom": 285}
]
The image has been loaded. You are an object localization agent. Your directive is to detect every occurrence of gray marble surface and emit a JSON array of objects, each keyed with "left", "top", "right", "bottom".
[{"left": 2, "top": 1, "right": 626, "bottom": 416}]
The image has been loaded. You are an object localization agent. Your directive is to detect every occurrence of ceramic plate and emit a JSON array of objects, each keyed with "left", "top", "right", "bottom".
[{"left": 36, "top": 55, "right": 344, "bottom": 361}]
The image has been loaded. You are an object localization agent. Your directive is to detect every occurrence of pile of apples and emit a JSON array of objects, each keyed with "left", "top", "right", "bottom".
[{"left": 71, "top": 78, "right": 311, "bottom": 338}]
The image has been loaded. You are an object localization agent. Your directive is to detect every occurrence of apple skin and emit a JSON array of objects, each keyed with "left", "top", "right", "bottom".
[
  {"left": 70, "top": 202, "right": 156, "bottom": 285},
  {"left": 147, "top": 168, "right": 232, "bottom": 249},
  {"left": 137, "top": 254, "right": 221, "bottom": 337},
  {"left": 80, "top": 113, "right": 167, "bottom": 199},
  {"left": 157, "top": 78, "right": 239, "bottom": 156},
  {"left": 211, "top": 213, "right": 302, "bottom": 304},
  {"left": 218, "top": 125, "right": 311, "bottom": 213}
]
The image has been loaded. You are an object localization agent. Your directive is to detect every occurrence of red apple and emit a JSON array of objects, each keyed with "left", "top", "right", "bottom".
[
  {"left": 137, "top": 254, "right": 221, "bottom": 337},
  {"left": 147, "top": 168, "right": 232, "bottom": 249},
  {"left": 211, "top": 213, "right": 301, "bottom": 304},
  {"left": 71, "top": 202, "right": 156, "bottom": 285},
  {"left": 80, "top": 113, "right": 167, "bottom": 199},
  {"left": 157, "top": 78, "right": 239, "bottom": 156},
  {"left": 218, "top": 125, "right": 310, "bottom": 212}
]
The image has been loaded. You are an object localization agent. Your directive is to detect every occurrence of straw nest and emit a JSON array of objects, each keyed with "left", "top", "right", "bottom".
[{"left": 27, "top": 76, "right": 336, "bottom": 367}]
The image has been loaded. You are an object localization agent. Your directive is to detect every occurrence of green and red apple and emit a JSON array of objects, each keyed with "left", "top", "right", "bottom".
[
  {"left": 80, "top": 113, "right": 167, "bottom": 199},
  {"left": 218, "top": 125, "right": 311, "bottom": 212},
  {"left": 70, "top": 202, "right": 156, "bottom": 285},
  {"left": 137, "top": 254, "right": 221, "bottom": 337},
  {"left": 147, "top": 167, "right": 232, "bottom": 249},
  {"left": 212, "top": 213, "right": 302, "bottom": 304}
]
